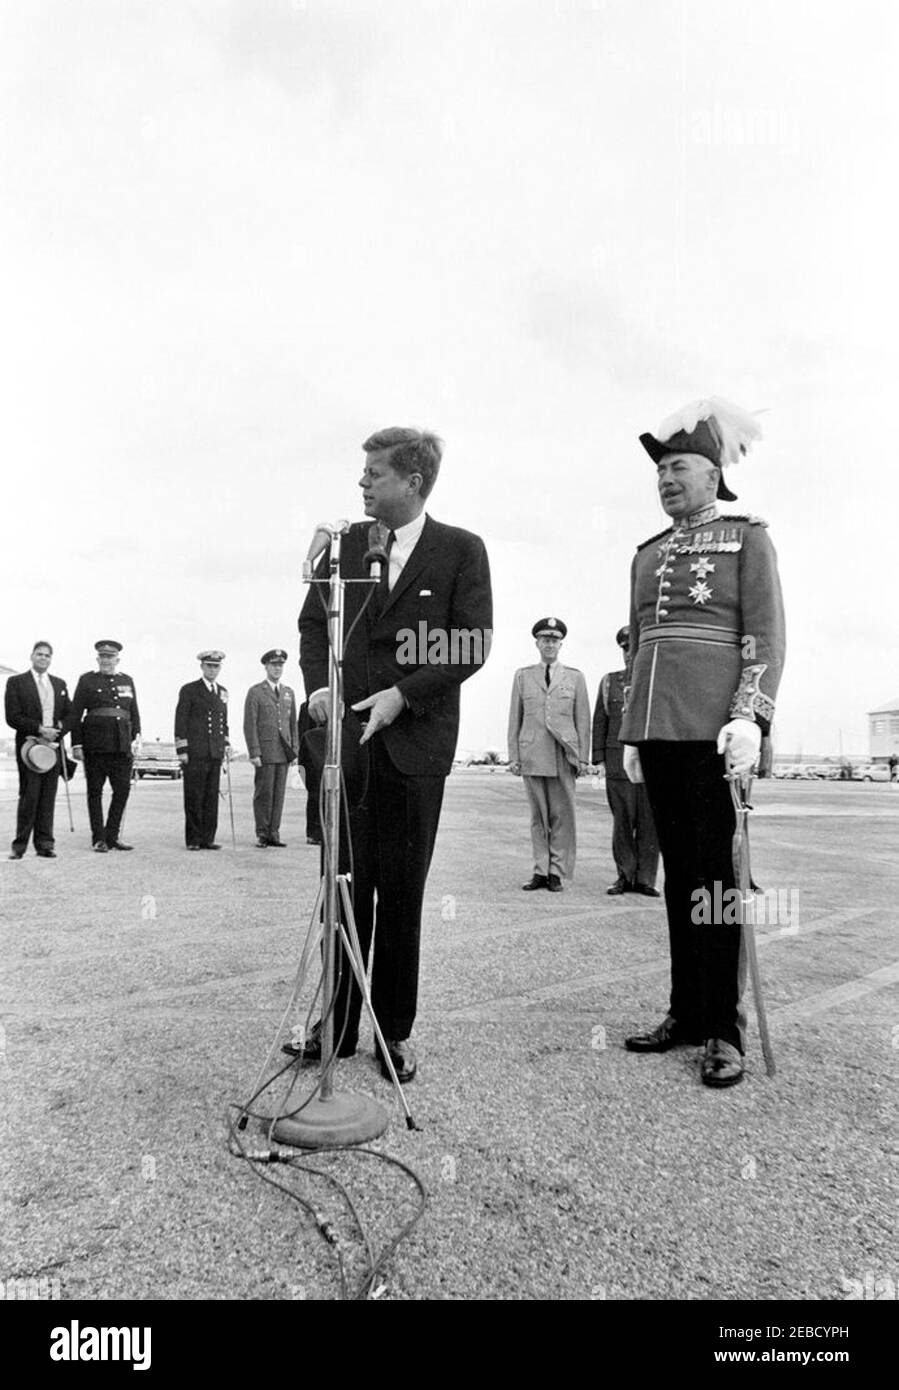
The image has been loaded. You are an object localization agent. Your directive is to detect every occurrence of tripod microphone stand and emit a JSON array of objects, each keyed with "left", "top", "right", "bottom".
[{"left": 271, "top": 521, "right": 394, "bottom": 1148}]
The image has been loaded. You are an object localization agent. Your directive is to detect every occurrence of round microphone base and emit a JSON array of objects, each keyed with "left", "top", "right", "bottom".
[{"left": 272, "top": 1091, "right": 389, "bottom": 1149}]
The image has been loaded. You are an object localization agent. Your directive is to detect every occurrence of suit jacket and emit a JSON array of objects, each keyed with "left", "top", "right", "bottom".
[
  {"left": 67, "top": 671, "right": 141, "bottom": 753},
  {"left": 592, "top": 668, "right": 627, "bottom": 778},
  {"left": 298, "top": 515, "right": 492, "bottom": 777},
  {"left": 5, "top": 670, "right": 72, "bottom": 762},
  {"left": 243, "top": 681, "right": 298, "bottom": 763},
  {"left": 620, "top": 509, "right": 786, "bottom": 743},
  {"left": 508, "top": 662, "right": 591, "bottom": 777},
  {"left": 174, "top": 680, "right": 230, "bottom": 760}
]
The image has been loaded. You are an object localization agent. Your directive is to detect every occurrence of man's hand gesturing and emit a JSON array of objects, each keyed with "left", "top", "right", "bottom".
[{"left": 352, "top": 687, "right": 405, "bottom": 745}]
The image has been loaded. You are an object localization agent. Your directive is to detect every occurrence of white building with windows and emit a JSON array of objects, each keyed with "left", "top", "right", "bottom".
[{"left": 867, "top": 698, "right": 899, "bottom": 762}]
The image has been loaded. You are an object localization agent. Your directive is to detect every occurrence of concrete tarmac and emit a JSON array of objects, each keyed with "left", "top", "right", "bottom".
[{"left": 1, "top": 764, "right": 896, "bottom": 1301}]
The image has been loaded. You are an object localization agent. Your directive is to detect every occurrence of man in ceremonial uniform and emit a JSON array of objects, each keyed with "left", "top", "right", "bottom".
[
  {"left": 243, "top": 649, "right": 298, "bottom": 848},
  {"left": 68, "top": 640, "right": 141, "bottom": 852},
  {"left": 507, "top": 618, "right": 591, "bottom": 892},
  {"left": 296, "top": 425, "right": 492, "bottom": 1083},
  {"left": 175, "top": 651, "right": 230, "bottom": 850},
  {"left": 5, "top": 641, "right": 72, "bottom": 859},
  {"left": 620, "top": 398, "right": 785, "bottom": 1088},
  {"left": 592, "top": 626, "right": 659, "bottom": 896}
]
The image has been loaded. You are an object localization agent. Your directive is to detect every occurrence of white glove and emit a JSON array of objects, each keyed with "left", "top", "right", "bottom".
[
  {"left": 623, "top": 745, "right": 644, "bottom": 784},
  {"left": 717, "top": 718, "right": 761, "bottom": 774}
]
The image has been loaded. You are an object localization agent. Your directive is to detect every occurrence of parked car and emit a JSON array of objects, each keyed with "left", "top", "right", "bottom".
[
  {"left": 806, "top": 763, "right": 842, "bottom": 780},
  {"left": 853, "top": 763, "right": 892, "bottom": 782},
  {"left": 779, "top": 763, "right": 813, "bottom": 779},
  {"left": 133, "top": 741, "right": 182, "bottom": 780}
]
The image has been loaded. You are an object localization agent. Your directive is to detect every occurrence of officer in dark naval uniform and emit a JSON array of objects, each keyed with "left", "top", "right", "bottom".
[
  {"left": 68, "top": 640, "right": 142, "bottom": 852},
  {"left": 592, "top": 625, "right": 659, "bottom": 896},
  {"left": 619, "top": 398, "right": 786, "bottom": 1088},
  {"left": 175, "top": 650, "right": 230, "bottom": 850}
]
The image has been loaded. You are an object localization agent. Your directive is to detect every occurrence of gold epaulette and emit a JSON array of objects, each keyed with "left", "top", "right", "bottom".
[{"left": 719, "top": 513, "right": 769, "bottom": 527}]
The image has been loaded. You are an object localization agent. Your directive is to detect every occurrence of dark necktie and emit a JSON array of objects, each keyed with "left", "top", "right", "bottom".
[
  {"left": 274, "top": 685, "right": 280, "bottom": 700},
  {"left": 545, "top": 665, "right": 551, "bottom": 688}
]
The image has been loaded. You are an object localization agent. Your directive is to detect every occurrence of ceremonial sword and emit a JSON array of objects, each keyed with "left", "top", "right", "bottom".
[{"left": 726, "top": 752, "right": 776, "bottom": 1077}]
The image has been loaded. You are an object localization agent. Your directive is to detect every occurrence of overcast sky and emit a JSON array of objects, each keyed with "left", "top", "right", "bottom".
[{"left": 2, "top": 0, "right": 896, "bottom": 756}]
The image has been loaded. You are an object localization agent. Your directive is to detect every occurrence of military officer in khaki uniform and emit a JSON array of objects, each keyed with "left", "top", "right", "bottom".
[
  {"left": 620, "top": 398, "right": 786, "bottom": 1088},
  {"left": 508, "top": 617, "right": 591, "bottom": 891},
  {"left": 67, "top": 640, "right": 141, "bottom": 852},
  {"left": 175, "top": 651, "right": 230, "bottom": 850},
  {"left": 243, "top": 648, "right": 299, "bottom": 848}
]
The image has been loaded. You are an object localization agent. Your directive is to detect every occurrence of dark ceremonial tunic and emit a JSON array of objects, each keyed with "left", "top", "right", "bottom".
[
  {"left": 175, "top": 679, "right": 230, "bottom": 847},
  {"left": 67, "top": 670, "right": 141, "bottom": 845},
  {"left": 620, "top": 505, "right": 786, "bottom": 1048}
]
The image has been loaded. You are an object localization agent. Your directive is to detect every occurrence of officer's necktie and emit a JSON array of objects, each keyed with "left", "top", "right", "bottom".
[
  {"left": 274, "top": 685, "right": 280, "bottom": 700},
  {"left": 545, "top": 665, "right": 551, "bottom": 688}
]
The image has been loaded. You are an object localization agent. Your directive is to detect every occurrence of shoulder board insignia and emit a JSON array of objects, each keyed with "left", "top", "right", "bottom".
[
  {"left": 637, "top": 527, "right": 673, "bottom": 551},
  {"left": 719, "top": 513, "right": 768, "bottom": 527}
]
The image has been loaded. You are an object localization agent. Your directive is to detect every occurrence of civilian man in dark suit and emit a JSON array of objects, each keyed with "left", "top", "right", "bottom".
[
  {"left": 296, "top": 426, "right": 493, "bottom": 1082},
  {"left": 592, "top": 626, "right": 659, "bottom": 896},
  {"left": 175, "top": 651, "right": 230, "bottom": 850},
  {"left": 68, "top": 640, "right": 141, "bottom": 852},
  {"left": 5, "top": 641, "right": 72, "bottom": 859},
  {"left": 243, "top": 649, "right": 299, "bottom": 847}
]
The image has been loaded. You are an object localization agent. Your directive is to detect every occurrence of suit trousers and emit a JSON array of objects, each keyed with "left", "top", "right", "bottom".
[
  {"left": 84, "top": 752, "right": 133, "bottom": 845},
  {"left": 327, "top": 737, "right": 445, "bottom": 1045},
  {"left": 605, "top": 776, "right": 659, "bottom": 888},
  {"left": 13, "top": 761, "right": 60, "bottom": 853},
  {"left": 253, "top": 761, "right": 289, "bottom": 841},
  {"left": 183, "top": 757, "right": 221, "bottom": 847},
  {"left": 639, "top": 741, "right": 746, "bottom": 1051},
  {"left": 522, "top": 747, "right": 577, "bottom": 880}
]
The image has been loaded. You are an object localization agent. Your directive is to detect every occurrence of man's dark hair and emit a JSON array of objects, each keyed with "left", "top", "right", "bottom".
[
  {"left": 32, "top": 641, "right": 53, "bottom": 655},
  {"left": 362, "top": 426, "right": 444, "bottom": 500}
]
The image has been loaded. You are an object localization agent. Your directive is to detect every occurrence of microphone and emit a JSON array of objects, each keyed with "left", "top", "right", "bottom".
[
  {"left": 362, "top": 523, "right": 389, "bottom": 582},
  {"left": 302, "top": 520, "right": 350, "bottom": 580}
]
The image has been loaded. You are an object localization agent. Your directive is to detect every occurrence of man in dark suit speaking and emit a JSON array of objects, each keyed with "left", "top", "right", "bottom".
[{"left": 297, "top": 426, "right": 492, "bottom": 1082}]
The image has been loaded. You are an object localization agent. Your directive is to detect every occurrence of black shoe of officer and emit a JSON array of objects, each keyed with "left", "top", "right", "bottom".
[
  {"left": 606, "top": 877, "right": 630, "bottom": 895},
  {"left": 546, "top": 874, "right": 563, "bottom": 892},
  {"left": 625, "top": 1016, "right": 704, "bottom": 1052},
  {"left": 521, "top": 873, "right": 548, "bottom": 891},
  {"left": 282, "top": 1019, "right": 358, "bottom": 1061}
]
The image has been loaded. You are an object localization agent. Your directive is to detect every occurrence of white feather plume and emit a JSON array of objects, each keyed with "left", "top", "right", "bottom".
[{"left": 657, "top": 396, "right": 763, "bottom": 469}]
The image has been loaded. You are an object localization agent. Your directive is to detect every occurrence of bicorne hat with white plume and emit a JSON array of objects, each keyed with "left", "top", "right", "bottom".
[{"left": 639, "top": 397, "right": 762, "bottom": 502}]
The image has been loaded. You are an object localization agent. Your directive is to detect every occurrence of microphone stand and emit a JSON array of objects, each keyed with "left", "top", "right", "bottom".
[{"left": 271, "top": 521, "right": 392, "bottom": 1148}]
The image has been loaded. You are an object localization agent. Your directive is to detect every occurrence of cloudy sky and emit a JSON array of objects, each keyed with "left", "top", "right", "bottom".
[{"left": 2, "top": 0, "right": 896, "bottom": 756}]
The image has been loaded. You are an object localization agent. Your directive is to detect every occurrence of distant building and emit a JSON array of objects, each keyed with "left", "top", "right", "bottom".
[{"left": 868, "top": 697, "right": 899, "bottom": 762}]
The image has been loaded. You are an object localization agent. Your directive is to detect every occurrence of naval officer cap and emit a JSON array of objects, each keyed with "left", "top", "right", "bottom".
[
  {"left": 197, "top": 649, "right": 225, "bottom": 663},
  {"left": 95, "top": 639, "right": 123, "bottom": 654},
  {"left": 639, "top": 396, "right": 763, "bottom": 503},
  {"left": 532, "top": 617, "right": 567, "bottom": 639},
  {"left": 261, "top": 649, "right": 288, "bottom": 664}
]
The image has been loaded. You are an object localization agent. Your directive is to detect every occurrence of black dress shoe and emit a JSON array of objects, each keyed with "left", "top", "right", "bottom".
[
  {"left": 8, "top": 850, "right": 24, "bottom": 860},
  {"left": 36, "top": 849, "right": 57, "bottom": 858},
  {"left": 187, "top": 843, "right": 202, "bottom": 851},
  {"left": 625, "top": 1016, "right": 704, "bottom": 1052},
  {"left": 108, "top": 841, "right": 133, "bottom": 851},
  {"left": 606, "top": 877, "right": 630, "bottom": 895},
  {"left": 202, "top": 844, "right": 221, "bottom": 851},
  {"left": 546, "top": 873, "right": 563, "bottom": 892},
  {"left": 701, "top": 1038, "right": 744, "bottom": 1088},
  {"left": 93, "top": 841, "right": 109, "bottom": 853},
  {"left": 306, "top": 834, "right": 323, "bottom": 846},
  {"left": 521, "top": 873, "right": 548, "bottom": 890},
  {"left": 255, "top": 838, "right": 268, "bottom": 848},
  {"left": 282, "top": 1019, "right": 357, "bottom": 1061},
  {"left": 267, "top": 837, "right": 287, "bottom": 848},
  {"left": 633, "top": 882, "right": 661, "bottom": 897},
  {"left": 377, "top": 1037, "right": 417, "bottom": 1084}
]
